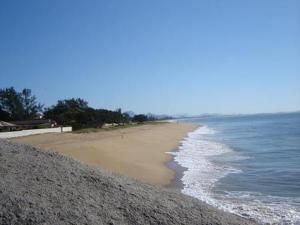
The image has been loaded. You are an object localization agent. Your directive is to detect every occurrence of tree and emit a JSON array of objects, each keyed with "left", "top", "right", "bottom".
[
  {"left": 43, "top": 99, "right": 128, "bottom": 130},
  {"left": 21, "top": 89, "right": 43, "bottom": 119},
  {"left": 43, "top": 98, "right": 89, "bottom": 128},
  {"left": 132, "top": 114, "right": 148, "bottom": 123},
  {"left": 0, "top": 87, "right": 43, "bottom": 121},
  {"left": 0, "top": 108, "right": 10, "bottom": 121},
  {"left": 122, "top": 112, "right": 131, "bottom": 123}
]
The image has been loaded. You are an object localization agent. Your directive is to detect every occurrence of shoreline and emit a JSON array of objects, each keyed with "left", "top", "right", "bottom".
[
  {"left": 165, "top": 150, "right": 186, "bottom": 190},
  {"left": 166, "top": 124, "right": 201, "bottom": 191},
  {"left": 13, "top": 122, "right": 198, "bottom": 186},
  {"left": 0, "top": 139, "right": 257, "bottom": 225}
]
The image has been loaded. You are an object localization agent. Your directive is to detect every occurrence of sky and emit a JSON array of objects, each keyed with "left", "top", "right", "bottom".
[{"left": 0, "top": 0, "right": 299, "bottom": 115}]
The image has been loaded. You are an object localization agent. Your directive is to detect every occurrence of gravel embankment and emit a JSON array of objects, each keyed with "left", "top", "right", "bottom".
[{"left": 0, "top": 139, "right": 257, "bottom": 225}]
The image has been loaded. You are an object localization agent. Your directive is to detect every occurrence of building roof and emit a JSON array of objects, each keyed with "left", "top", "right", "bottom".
[
  {"left": 0, "top": 121, "right": 16, "bottom": 127},
  {"left": 12, "top": 119, "right": 53, "bottom": 126}
]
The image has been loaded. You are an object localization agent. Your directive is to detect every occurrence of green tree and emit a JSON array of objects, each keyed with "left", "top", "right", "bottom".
[
  {"left": 43, "top": 98, "right": 89, "bottom": 128},
  {"left": 0, "top": 87, "right": 43, "bottom": 121},
  {"left": 44, "top": 99, "right": 131, "bottom": 130},
  {"left": 21, "top": 89, "right": 43, "bottom": 119},
  {"left": 132, "top": 114, "right": 148, "bottom": 123},
  {"left": 0, "top": 108, "right": 10, "bottom": 121},
  {"left": 122, "top": 112, "right": 131, "bottom": 123}
]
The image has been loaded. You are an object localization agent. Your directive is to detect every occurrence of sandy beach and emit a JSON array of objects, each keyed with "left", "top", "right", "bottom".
[{"left": 14, "top": 122, "right": 198, "bottom": 186}]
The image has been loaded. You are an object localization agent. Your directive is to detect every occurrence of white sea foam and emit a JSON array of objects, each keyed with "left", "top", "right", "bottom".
[
  {"left": 221, "top": 191, "right": 300, "bottom": 225},
  {"left": 171, "top": 126, "right": 239, "bottom": 204},
  {"left": 171, "top": 126, "right": 300, "bottom": 225}
]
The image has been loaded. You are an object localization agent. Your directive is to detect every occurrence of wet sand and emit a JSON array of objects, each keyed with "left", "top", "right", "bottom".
[
  {"left": 165, "top": 149, "right": 187, "bottom": 190},
  {"left": 14, "top": 122, "right": 198, "bottom": 186}
]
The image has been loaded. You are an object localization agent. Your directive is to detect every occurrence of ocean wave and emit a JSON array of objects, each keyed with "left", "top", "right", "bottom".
[
  {"left": 172, "top": 126, "right": 300, "bottom": 225},
  {"left": 172, "top": 126, "right": 239, "bottom": 202},
  {"left": 221, "top": 191, "right": 300, "bottom": 225}
]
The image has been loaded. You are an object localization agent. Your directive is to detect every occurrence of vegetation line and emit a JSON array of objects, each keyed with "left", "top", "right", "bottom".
[
  {"left": 0, "top": 87, "right": 172, "bottom": 131},
  {"left": 73, "top": 121, "right": 168, "bottom": 133}
]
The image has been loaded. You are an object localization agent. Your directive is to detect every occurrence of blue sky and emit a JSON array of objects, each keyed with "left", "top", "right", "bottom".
[{"left": 0, "top": 0, "right": 299, "bottom": 115}]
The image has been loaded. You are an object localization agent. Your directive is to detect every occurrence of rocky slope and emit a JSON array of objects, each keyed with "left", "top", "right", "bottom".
[{"left": 0, "top": 139, "right": 256, "bottom": 225}]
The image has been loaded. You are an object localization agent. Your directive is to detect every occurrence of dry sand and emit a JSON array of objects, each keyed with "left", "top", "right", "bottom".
[{"left": 14, "top": 122, "right": 198, "bottom": 186}]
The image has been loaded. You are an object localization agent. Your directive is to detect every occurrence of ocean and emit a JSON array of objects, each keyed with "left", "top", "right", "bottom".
[{"left": 172, "top": 112, "right": 300, "bottom": 225}]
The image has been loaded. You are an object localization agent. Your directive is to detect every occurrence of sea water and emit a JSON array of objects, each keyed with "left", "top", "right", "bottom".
[{"left": 171, "top": 112, "right": 300, "bottom": 224}]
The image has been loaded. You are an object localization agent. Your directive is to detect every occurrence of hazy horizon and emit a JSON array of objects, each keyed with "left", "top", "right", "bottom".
[{"left": 1, "top": 0, "right": 299, "bottom": 115}]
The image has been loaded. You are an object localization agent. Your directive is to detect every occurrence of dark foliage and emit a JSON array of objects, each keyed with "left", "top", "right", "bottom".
[
  {"left": 132, "top": 114, "right": 148, "bottom": 123},
  {"left": 0, "top": 86, "right": 164, "bottom": 130},
  {"left": 0, "top": 108, "right": 10, "bottom": 121},
  {"left": 0, "top": 87, "right": 43, "bottom": 121},
  {"left": 44, "top": 98, "right": 128, "bottom": 130}
]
